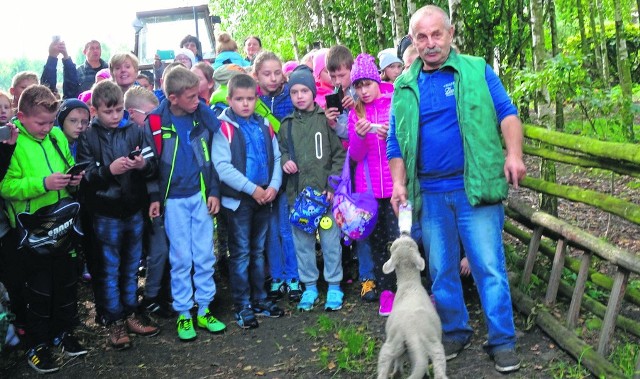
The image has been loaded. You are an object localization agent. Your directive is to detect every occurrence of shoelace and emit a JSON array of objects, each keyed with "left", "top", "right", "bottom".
[
  {"left": 361, "top": 280, "right": 376, "bottom": 296},
  {"left": 178, "top": 318, "right": 193, "bottom": 330}
]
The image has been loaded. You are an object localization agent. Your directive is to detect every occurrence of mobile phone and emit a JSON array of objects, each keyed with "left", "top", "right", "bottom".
[
  {"left": 0, "top": 125, "right": 11, "bottom": 141},
  {"left": 325, "top": 93, "right": 343, "bottom": 114},
  {"left": 369, "top": 123, "right": 382, "bottom": 133},
  {"left": 52, "top": 35, "right": 61, "bottom": 43},
  {"left": 156, "top": 49, "right": 175, "bottom": 61},
  {"left": 128, "top": 149, "right": 142, "bottom": 159},
  {"left": 66, "top": 161, "right": 90, "bottom": 176}
]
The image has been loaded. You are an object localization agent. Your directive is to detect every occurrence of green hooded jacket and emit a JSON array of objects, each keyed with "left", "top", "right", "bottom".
[{"left": 393, "top": 50, "right": 508, "bottom": 217}]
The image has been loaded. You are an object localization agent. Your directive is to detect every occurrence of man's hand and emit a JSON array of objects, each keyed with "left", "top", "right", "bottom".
[
  {"left": 48, "top": 41, "right": 61, "bottom": 58},
  {"left": 504, "top": 154, "right": 526, "bottom": 189},
  {"left": 207, "top": 196, "right": 220, "bottom": 215},
  {"left": 252, "top": 186, "right": 267, "bottom": 205},
  {"left": 45, "top": 173, "right": 72, "bottom": 191},
  {"left": 282, "top": 160, "right": 298, "bottom": 175},
  {"left": 59, "top": 42, "right": 69, "bottom": 60},
  {"left": 390, "top": 182, "right": 408, "bottom": 216},
  {"left": 263, "top": 187, "right": 278, "bottom": 204},
  {"left": 149, "top": 201, "right": 161, "bottom": 218}
]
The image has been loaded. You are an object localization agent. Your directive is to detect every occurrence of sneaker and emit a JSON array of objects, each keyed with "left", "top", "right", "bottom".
[
  {"left": 492, "top": 349, "right": 521, "bottom": 373},
  {"left": 139, "top": 296, "right": 161, "bottom": 314},
  {"left": 443, "top": 340, "right": 471, "bottom": 360},
  {"left": 378, "top": 290, "right": 395, "bottom": 316},
  {"left": 297, "top": 290, "right": 319, "bottom": 311},
  {"left": 268, "top": 279, "right": 286, "bottom": 300},
  {"left": 126, "top": 313, "right": 160, "bottom": 337},
  {"left": 252, "top": 300, "right": 284, "bottom": 318},
  {"left": 324, "top": 289, "right": 344, "bottom": 311},
  {"left": 360, "top": 280, "right": 378, "bottom": 302},
  {"left": 286, "top": 279, "right": 302, "bottom": 302},
  {"left": 108, "top": 320, "right": 131, "bottom": 350},
  {"left": 53, "top": 332, "right": 88, "bottom": 357},
  {"left": 234, "top": 307, "right": 259, "bottom": 329},
  {"left": 197, "top": 308, "right": 227, "bottom": 333},
  {"left": 26, "top": 344, "right": 59, "bottom": 374},
  {"left": 176, "top": 315, "right": 197, "bottom": 341}
]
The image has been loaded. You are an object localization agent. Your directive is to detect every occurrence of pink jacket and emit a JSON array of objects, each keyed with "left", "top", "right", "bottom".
[{"left": 347, "top": 82, "right": 394, "bottom": 199}]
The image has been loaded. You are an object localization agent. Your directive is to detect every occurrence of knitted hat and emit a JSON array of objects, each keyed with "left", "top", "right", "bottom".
[
  {"left": 213, "top": 64, "right": 245, "bottom": 86},
  {"left": 283, "top": 60, "right": 299, "bottom": 76},
  {"left": 57, "top": 99, "right": 90, "bottom": 127},
  {"left": 312, "top": 48, "right": 329, "bottom": 79},
  {"left": 351, "top": 53, "right": 381, "bottom": 84},
  {"left": 95, "top": 68, "right": 111, "bottom": 81},
  {"left": 175, "top": 48, "right": 196, "bottom": 67},
  {"left": 377, "top": 48, "right": 403, "bottom": 71},
  {"left": 288, "top": 65, "right": 317, "bottom": 98}
]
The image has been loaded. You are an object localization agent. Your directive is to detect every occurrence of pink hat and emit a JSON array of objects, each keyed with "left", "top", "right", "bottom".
[
  {"left": 283, "top": 60, "right": 299, "bottom": 76},
  {"left": 78, "top": 90, "right": 92, "bottom": 104},
  {"left": 312, "top": 48, "right": 329, "bottom": 79},
  {"left": 350, "top": 53, "right": 381, "bottom": 84},
  {"left": 95, "top": 68, "right": 111, "bottom": 81}
]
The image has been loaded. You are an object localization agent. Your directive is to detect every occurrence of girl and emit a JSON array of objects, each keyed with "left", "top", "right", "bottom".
[
  {"left": 0, "top": 91, "right": 13, "bottom": 126},
  {"left": 192, "top": 62, "right": 215, "bottom": 105},
  {"left": 347, "top": 53, "right": 398, "bottom": 316},
  {"left": 378, "top": 52, "right": 404, "bottom": 83},
  {"left": 213, "top": 33, "right": 250, "bottom": 70},
  {"left": 252, "top": 51, "right": 301, "bottom": 302},
  {"left": 244, "top": 36, "right": 262, "bottom": 64},
  {"left": 311, "top": 48, "right": 335, "bottom": 109}
]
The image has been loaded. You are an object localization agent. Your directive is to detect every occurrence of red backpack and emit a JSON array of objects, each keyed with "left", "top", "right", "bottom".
[{"left": 147, "top": 114, "right": 163, "bottom": 154}]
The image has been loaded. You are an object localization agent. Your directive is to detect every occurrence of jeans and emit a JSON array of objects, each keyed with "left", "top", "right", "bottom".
[
  {"left": 93, "top": 212, "right": 143, "bottom": 323},
  {"left": 356, "top": 240, "right": 374, "bottom": 281},
  {"left": 421, "top": 189, "right": 516, "bottom": 353},
  {"left": 165, "top": 193, "right": 216, "bottom": 313},
  {"left": 265, "top": 193, "right": 299, "bottom": 281},
  {"left": 224, "top": 199, "right": 269, "bottom": 309},
  {"left": 143, "top": 215, "right": 170, "bottom": 299}
]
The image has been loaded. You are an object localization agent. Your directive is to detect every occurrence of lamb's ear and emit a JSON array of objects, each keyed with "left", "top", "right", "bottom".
[
  {"left": 382, "top": 258, "right": 395, "bottom": 274},
  {"left": 414, "top": 255, "right": 425, "bottom": 271}
]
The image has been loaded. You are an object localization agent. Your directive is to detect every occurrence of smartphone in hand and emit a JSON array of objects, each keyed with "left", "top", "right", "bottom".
[
  {"left": 66, "top": 161, "right": 90, "bottom": 176},
  {"left": 128, "top": 149, "right": 142, "bottom": 160}
]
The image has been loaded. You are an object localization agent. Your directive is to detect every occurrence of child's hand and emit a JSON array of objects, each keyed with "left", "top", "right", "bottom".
[
  {"left": 207, "top": 196, "right": 220, "bottom": 215},
  {"left": 376, "top": 123, "right": 389, "bottom": 140},
  {"left": 128, "top": 146, "right": 146, "bottom": 170},
  {"left": 109, "top": 157, "right": 129, "bottom": 175},
  {"left": 68, "top": 172, "right": 84, "bottom": 186},
  {"left": 323, "top": 190, "right": 334, "bottom": 204},
  {"left": 2, "top": 123, "right": 19, "bottom": 145},
  {"left": 283, "top": 160, "right": 298, "bottom": 174},
  {"left": 325, "top": 107, "right": 340, "bottom": 126},
  {"left": 45, "top": 173, "right": 72, "bottom": 191},
  {"left": 342, "top": 95, "right": 355, "bottom": 110},
  {"left": 355, "top": 118, "right": 372, "bottom": 137},
  {"left": 149, "top": 201, "right": 161, "bottom": 218},
  {"left": 263, "top": 187, "right": 278, "bottom": 204}
]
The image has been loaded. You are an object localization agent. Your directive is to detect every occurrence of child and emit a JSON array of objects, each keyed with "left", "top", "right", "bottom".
[
  {"left": 278, "top": 66, "right": 346, "bottom": 312},
  {"left": 311, "top": 48, "right": 334, "bottom": 110},
  {"left": 210, "top": 64, "right": 245, "bottom": 116},
  {"left": 253, "top": 52, "right": 301, "bottom": 301},
  {"left": 76, "top": 80, "right": 160, "bottom": 350},
  {"left": 0, "top": 85, "right": 85, "bottom": 373},
  {"left": 174, "top": 48, "right": 196, "bottom": 69},
  {"left": 213, "top": 33, "right": 251, "bottom": 70},
  {"left": 147, "top": 66, "right": 226, "bottom": 341},
  {"left": 377, "top": 50, "right": 404, "bottom": 83},
  {"left": 403, "top": 45, "right": 419, "bottom": 72},
  {"left": 192, "top": 62, "right": 215, "bottom": 104},
  {"left": 213, "top": 74, "right": 285, "bottom": 328},
  {"left": 347, "top": 53, "right": 399, "bottom": 316},
  {"left": 124, "top": 86, "right": 159, "bottom": 127},
  {"left": 109, "top": 52, "right": 139, "bottom": 95},
  {"left": 9, "top": 71, "right": 39, "bottom": 109},
  {"left": 325, "top": 45, "right": 356, "bottom": 144},
  {"left": 0, "top": 91, "right": 13, "bottom": 126},
  {"left": 136, "top": 74, "right": 154, "bottom": 91},
  {"left": 56, "top": 99, "right": 90, "bottom": 157}
]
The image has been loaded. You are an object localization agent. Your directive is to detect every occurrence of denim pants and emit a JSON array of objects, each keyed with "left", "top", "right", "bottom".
[
  {"left": 223, "top": 198, "right": 269, "bottom": 309},
  {"left": 421, "top": 189, "right": 516, "bottom": 353},
  {"left": 292, "top": 211, "right": 343, "bottom": 286},
  {"left": 165, "top": 193, "right": 216, "bottom": 313},
  {"left": 93, "top": 212, "right": 143, "bottom": 323},
  {"left": 266, "top": 194, "right": 299, "bottom": 281},
  {"left": 143, "top": 215, "right": 170, "bottom": 299}
]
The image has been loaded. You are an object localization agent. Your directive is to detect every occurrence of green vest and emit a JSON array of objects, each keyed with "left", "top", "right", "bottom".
[{"left": 393, "top": 50, "right": 508, "bottom": 216}]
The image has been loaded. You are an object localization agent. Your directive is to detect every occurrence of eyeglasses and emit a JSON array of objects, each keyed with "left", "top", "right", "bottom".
[
  {"left": 67, "top": 118, "right": 90, "bottom": 127},
  {"left": 131, "top": 108, "right": 150, "bottom": 116}
]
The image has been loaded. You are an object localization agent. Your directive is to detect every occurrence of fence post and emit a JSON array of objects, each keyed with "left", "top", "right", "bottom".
[
  {"left": 521, "top": 226, "right": 544, "bottom": 288},
  {"left": 567, "top": 252, "right": 591, "bottom": 329},
  {"left": 545, "top": 238, "right": 567, "bottom": 306},
  {"left": 597, "top": 267, "right": 629, "bottom": 355}
]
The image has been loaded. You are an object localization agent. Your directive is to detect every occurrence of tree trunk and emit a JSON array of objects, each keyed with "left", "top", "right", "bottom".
[
  {"left": 596, "top": 0, "right": 611, "bottom": 87},
  {"left": 373, "top": 0, "right": 385, "bottom": 51},
  {"left": 517, "top": 0, "right": 530, "bottom": 122},
  {"left": 530, "top": 0, "right": 550, "bottom": 124},
  {"left": 406, "top": 0, "right": 416, "bottom": 19},
  {"left": 390, "top": 0, "right": 405, "bottom": 46},
  {"left": 588, "top": 0, "right": 604, "bottom": 80},
  {"left": 449, "top": 0, "right": 465, "bottom": 53},
  {"left": 356, "top": 19, "right": 367, "bottom": 54},
  {"left": 291, "top": 32, "right": 300, "bottom": 61},
  {"left": 613, "top": 0, "right": 635, "bottom": 142},
  {"left": 576, "top": 0, "right": 590, "bottom": 60},
  {"left": 550, "top": 0, "right": 563, "bottom": 132}
]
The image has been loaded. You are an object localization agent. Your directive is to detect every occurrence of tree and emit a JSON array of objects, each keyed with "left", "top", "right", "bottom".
[
  {"left": 596, "top": 0, "right": 612, "bottom": 86},
  {"left": 613, "top": 0, "right": 635, "bottom": 141},
  {"left": 588, "top": 0, "right": 604, "bottom": 80},
  {"left": 449, "top": 0, "right": 465, "bottom": 53}
]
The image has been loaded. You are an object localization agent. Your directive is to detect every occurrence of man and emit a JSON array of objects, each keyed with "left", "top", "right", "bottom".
[
  {"left": 386, "top": 4, "right": 527, "bottom": 374},
  {"left": 77, "top": 40, "right": 109, "bottom": 92}
]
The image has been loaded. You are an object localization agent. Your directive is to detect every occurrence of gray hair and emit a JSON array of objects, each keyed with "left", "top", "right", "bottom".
[{"left": 409, "top": 5, "right": 452, "bottom": 36}]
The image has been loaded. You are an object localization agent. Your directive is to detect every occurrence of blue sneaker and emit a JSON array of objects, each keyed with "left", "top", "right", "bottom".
[
  {"left": 268, "top": 280, "right": 286, "bottom": 300},
  {"left": 287, "top": 279, "right": 302, "bottom": 302},
  {"left": 325, "top": 289, "right": 344, "bottom": 311},
  {"left": 297, "top": 290, "right": 319, "bottom": 311},
  {"left": 234, "top": 307, "right": 259, "bottom": 329},
  {"left": 253, "top": 300, "right": 284, "bottom": 318}
]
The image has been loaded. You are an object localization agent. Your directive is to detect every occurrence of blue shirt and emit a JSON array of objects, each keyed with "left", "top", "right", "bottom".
[
  {"left": 168, "top": 114, "right": 200, "bottom": 198},
  {"left": 387, "top": 64, "right": 517, "bottom": 193},
  {"left": 238, "top": 116, "right": 269, "bottom": 186}
]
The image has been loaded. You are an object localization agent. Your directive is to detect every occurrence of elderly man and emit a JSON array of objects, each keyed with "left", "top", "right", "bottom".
[
  {"left": 77, "top": 40, "right": 109, "bottom": 92},
  {"left": 386, "top": 4, "right": 526, "bottom": 374}
]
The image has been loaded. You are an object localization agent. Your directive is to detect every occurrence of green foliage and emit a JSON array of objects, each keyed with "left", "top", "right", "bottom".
[
  {"left": 608, "top": 340, "right": 640, "bottom": 377},
  {"left": 0, "top": 58, "right": 45, "bottom": 92}
]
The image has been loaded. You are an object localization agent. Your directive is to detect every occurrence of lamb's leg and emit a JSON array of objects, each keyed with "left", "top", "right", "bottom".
[
  {"left": 429, "top": 343, "right": 448, "bottom": 379},
  {"left": 377, "top": 339, "right": 404, "bottom": 379}
]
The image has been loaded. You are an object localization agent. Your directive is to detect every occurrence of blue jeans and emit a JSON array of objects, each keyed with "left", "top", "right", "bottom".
[
  {"left": 224, "top": 199, "right": 269, "bottom": 309},
  {"left": 421, "top": 189, "right": 516, "bottom": 353},
  {"left": 93, "top": 212, "right": 143, "bottom": 323},
  {"left": 356, "top": 240, "right": 374, "bottom": 281},
  {"left": 266, "top": 193, "right": 299, "bottom": 281}
]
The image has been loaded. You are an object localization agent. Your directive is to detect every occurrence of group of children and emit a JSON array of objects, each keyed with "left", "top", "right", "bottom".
[{"left": 0, "top": 34, "right": 422, "bottom": 374}]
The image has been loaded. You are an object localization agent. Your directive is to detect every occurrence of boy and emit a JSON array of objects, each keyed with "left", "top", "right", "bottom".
[
  {"left": 77, "top": 80, "right": 160, "bottom": 350},
  {"left": 147, "top": 66, "right": 226, "bottom": 341},
  {"left": 124, "top": 86, "right": 159, "bottom": 127},
  {"left": 9, "top": 71, "right": 39, "bottom": 109},
  {"left": 0, "top": 85, "right": 84, "bottom": 373},
  {"left": 278, "top": 66, "right": 346, "bottom": 311},
  {"left": 212, "top": 74, "right": 284, "bottom": 329},
  {"left": 325, "top": 45, "right": 356, "bottom": 142}
]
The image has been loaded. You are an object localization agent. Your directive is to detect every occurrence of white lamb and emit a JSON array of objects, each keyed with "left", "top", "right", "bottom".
[{"left": 377, "top": 235, "right": 447, "bottom": 379}]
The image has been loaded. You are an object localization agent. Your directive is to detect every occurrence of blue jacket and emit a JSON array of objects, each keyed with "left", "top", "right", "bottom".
[
  {"left": 147, "top": 99, "right": 221, "bottom": 205},
  {"left": 259, "top": 83, "right": 294, "bottom": 122},
  {"left": 77, "top": 59, "right": 109, "bottom": 93},
  {"left": 213, "top": 51, "right": 251, "bottom": 70},
  {"left": 41, "top": 56, "right": 80, "bottom": 99}
]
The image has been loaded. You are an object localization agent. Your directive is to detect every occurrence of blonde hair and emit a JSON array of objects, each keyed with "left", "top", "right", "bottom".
[
  {"left": 17, "top": 85, "right": 58, "bottom": 116},
  {"left": 108, "top": 52, "right": 140, "bottom": 75},
  {"left": 216, "top": 32, "right": 238, "bottom": 54},
  {"left": 253, "top": 51, "right": 282, "bottom": 75},
  {"left": 124, "top": 86, "right": 159, "bottom": 109},
  {"left": 11, "top": 71, "right": 39, "bottom": 88},
  {"left": 163, "top": 66, "right": 200, "bottom": 97}
]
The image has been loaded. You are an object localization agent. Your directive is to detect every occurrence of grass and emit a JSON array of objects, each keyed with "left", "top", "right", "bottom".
[{"left": 304, "top": 314, "right": 379, "bottom": 375}]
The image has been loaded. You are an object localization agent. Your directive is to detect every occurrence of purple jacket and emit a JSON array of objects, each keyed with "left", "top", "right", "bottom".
[{"left": 347, "top": 82, "right": 394, "bottom": 199}]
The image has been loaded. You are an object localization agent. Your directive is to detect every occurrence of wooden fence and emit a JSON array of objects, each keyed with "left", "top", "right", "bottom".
[{"left": 504, "top": 125, "right": 640, "bottom": 378}]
